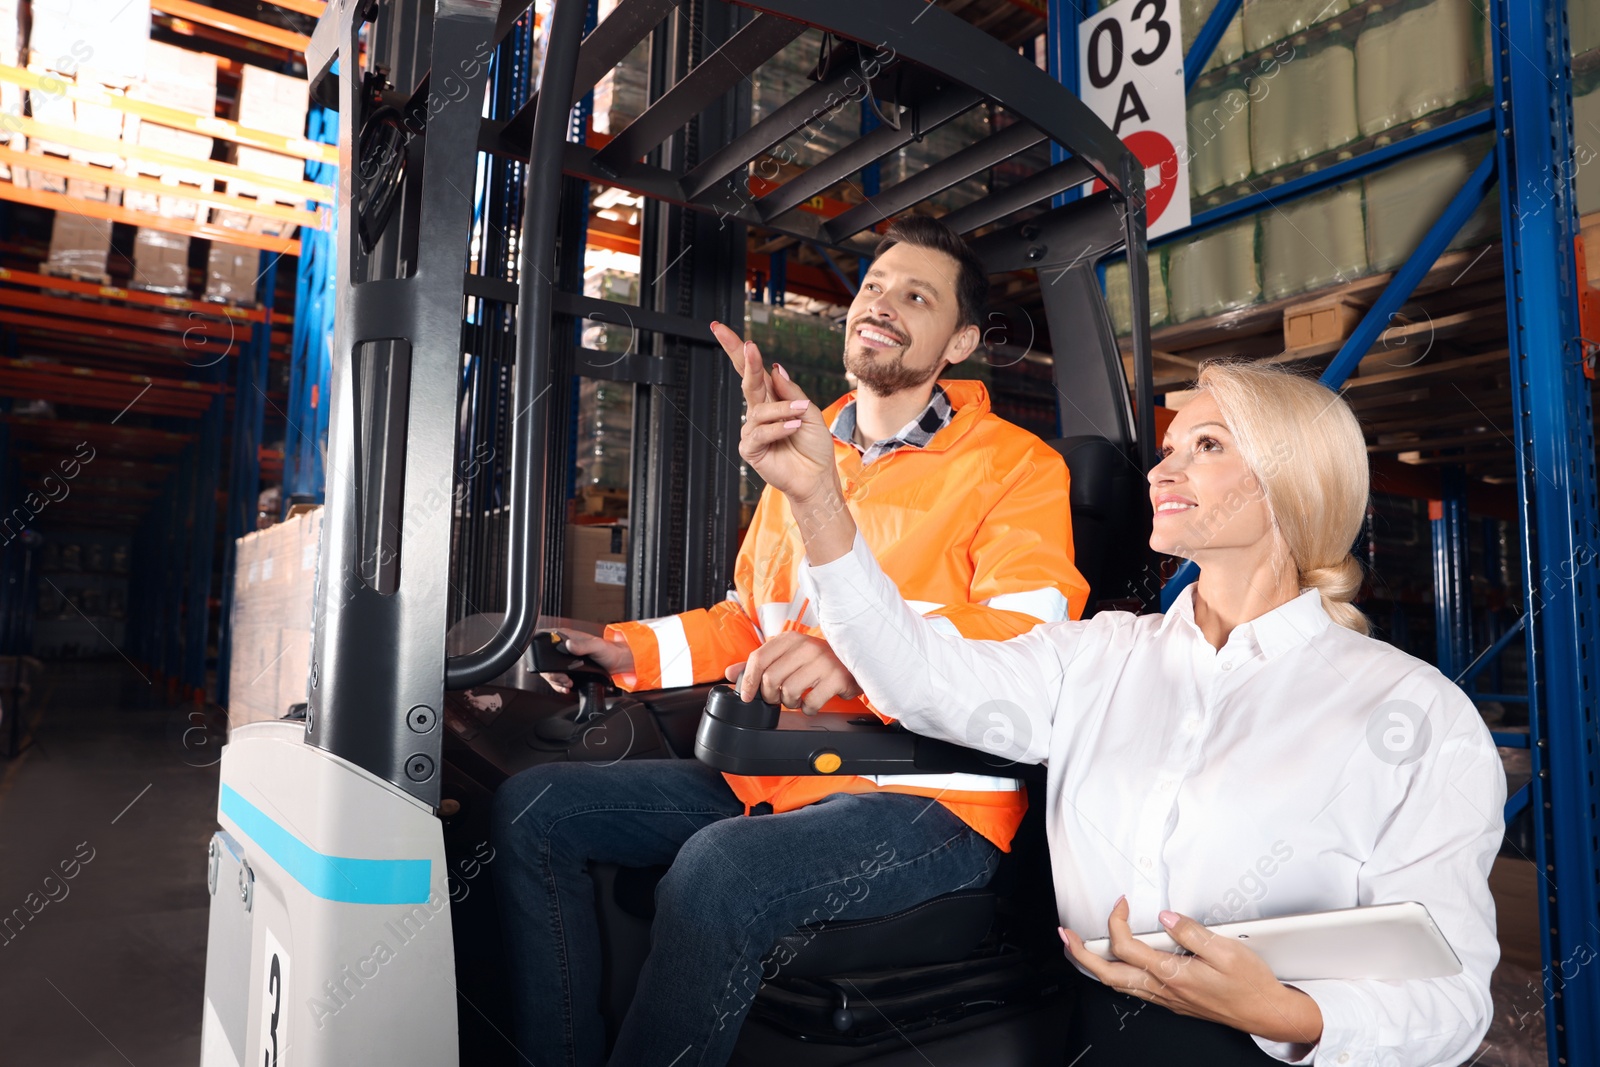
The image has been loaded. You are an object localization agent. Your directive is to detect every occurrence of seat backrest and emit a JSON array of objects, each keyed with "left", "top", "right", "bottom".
[{"left": 1047, "top": 435, "right": 1149, "bottom": 614}]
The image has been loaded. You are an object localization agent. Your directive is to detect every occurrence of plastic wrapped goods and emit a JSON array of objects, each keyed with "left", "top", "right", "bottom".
[
  {"left": 1363, "top": 138, "right": 1499, "bottom": 274},
  {"left": 1104, "top": 252, "right": 1170, "bottom": 337},
  {"left": 204, "top": 242, "right": 259, "bottom": 304},
  {"left": 1576, "top": 80, "right": 1600, "bottom": 216},
  {"left": 1243, "top": 0, "right": 1349, "bottom": 52},
  {"left": 1181, "top": 0, "right": 1245, "bottom": 71},
  {"left": 1166, "top": 217, "right": 1261, "bottom": 323},
  {"left": 1258, "top": 182, "right": 1367, "bottom": 301},
  {"left": 575, "top": 379, "right": 632, "bottom": 492},
  {"left": 131, "top": 228, "right": 191, "bottom": 295},
  {"left": 1355, "top": 0, "right": 1484, "bottom": 139},
  {"left": 1249, "top": 34, "right": 1357, "bottom": 174},
  {"left": 581, "top": 266, "right": 641, "bottom": 354},
  {"left": 1575, "top": 0, "right": 1600, "bottom": 57},
  {"left": 44, "top": 211, "right": 111, "bottom": 280},
  {"left": 29, "top": 0, "right": 147, "bottom": 85},
  {"left": 1187, "top": 79, "right": 1252, "bottom": 197}
]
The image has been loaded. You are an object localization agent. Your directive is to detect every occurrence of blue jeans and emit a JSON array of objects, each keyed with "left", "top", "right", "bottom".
[{"left": 490, "top": 759, "right": 1001, "bottom": 1067}]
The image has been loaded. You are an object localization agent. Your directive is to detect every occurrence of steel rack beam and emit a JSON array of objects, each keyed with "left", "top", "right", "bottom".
[
  {"left": 1491, "top": 0, "right": 1600, "bottom": 1058},
  {"left": 284, "top": 105, "right": 338, "bottom": 510},
  {"left": 1161, "top": 110, "right": 1495, "bottom": 247},
  {"left": 216, "top": 254, "right": 277, "bottom": 709}
]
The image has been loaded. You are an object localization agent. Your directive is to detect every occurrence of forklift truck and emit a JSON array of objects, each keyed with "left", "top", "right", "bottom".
[{"left": 198, "top": 0, "right": 1157, "bottom": 1063}]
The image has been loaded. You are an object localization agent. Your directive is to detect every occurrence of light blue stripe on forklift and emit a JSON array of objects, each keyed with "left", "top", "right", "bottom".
[{"left": 220, "top": 785, "right": 432, "bottom": 905}]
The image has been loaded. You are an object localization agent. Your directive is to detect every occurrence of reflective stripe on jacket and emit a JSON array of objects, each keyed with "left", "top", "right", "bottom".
[{"left": 605, "top": 379, "right": 1088, "bottom": 851}]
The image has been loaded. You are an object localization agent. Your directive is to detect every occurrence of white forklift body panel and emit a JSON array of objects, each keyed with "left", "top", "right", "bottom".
[{"left": 200, "top": 720, "right": 458, "bottom": 1066}]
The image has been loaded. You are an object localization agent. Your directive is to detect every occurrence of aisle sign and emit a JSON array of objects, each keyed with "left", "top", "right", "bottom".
[{"left": 1078, "top": 0, "right": 1191, "bottom": 238}]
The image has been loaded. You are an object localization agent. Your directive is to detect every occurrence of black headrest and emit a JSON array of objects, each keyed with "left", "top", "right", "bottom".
[{"left": 1046, "top": 435, "right": 1124, "bottom": 512}]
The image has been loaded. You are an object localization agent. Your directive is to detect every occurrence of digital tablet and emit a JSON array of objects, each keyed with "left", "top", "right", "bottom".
[{"left": 1078, "top": 901, "right": 1462, "bottom": 982}]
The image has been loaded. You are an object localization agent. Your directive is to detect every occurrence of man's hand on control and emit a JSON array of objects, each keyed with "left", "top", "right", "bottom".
[
  {"left": 727, "top": 632, "right": 863, "bottom": 715},
  {"left": 541, "top": 631, "right": 634, "bottom": 695}
]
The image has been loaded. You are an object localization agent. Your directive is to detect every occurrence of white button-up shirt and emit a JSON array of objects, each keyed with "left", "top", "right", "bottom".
[{"left": 809, "top": 533, "right": 1504, "bottom": 1066}]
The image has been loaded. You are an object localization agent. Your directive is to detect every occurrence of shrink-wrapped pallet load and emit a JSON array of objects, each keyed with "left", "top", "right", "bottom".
[
  {"left": 1249, "top": 33, "right": 1358, "bottom": 174},
  {"left": 131, "top": 228, "right": 191, "bottom": 295},
  {"left": 1259, "top": 182, "right": 1367, "bottom": 301},
  {"left": 1180, "top": 0, "right": 1246, "bottom": 71},
  {"left": 1354, "top": 0, "right": 1484, "bottom": 139},
  {"left": 1363, "top": 137, "right": 1499, "bottom": 274},
  {"left": 123, "top": 41, "right": 217, "bottom": 220},
  {"left": 1242, "top": 0, "right": 1349, "bottom": 53},
  {"left": 1575, "top": 78, "right": 1600, "bottom": 216},
  {"left": 1104, "top": 252, "right": 1170, "bottom": 338},
  {"left": 1187, "top": 78, "right": 1252, "bottom": 197},
  {"left": 1574, "top": 0, "right": 1600, "bottom": 57},
  {"left": 1166, "top": 217, "right": 1261, "bottom": 323}
]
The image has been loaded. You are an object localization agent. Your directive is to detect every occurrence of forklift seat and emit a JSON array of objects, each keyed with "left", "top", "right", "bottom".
[{"left": 646, "top": 434, "right": 1137, "bottom": 982}]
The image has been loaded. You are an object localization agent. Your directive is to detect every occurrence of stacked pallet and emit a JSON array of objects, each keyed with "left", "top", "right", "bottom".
[
  {"left": 17, "top": 0, "right": 150, "bottom": 281},
  {"left": 1146, "top": 132, "right": 1500, "bottom": 328},
  {"left": 1185, "top": 0, "right": 1490, "bottom": 210},
  {"left": 121, "top": 40, "right": 216, "bottom": 293},
  {"left": 212, "top": 64, "right": 310, "bottom": 241}
]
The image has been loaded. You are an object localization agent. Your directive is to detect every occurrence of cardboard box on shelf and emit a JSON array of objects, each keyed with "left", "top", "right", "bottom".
[
  {"left": 20, "top": 71, "right": 74, "bottom": 190},
  {"left": 132, "top": 228, "right": 191, "bottom": 295},
  {"left": 209, "top": 204, "right": 299, "bottom": 239},
  {"left": 563, "top": 524, "right": 629, "bottom": 624},
  {"left": 214, "top": 145, "right": 306, "bottom": 236},
  {"left": 204, "top": 241, "right": 259, "bottom": 304},
  {"left": 68, "top": 94, "right": 126, "bottom": 167},
  {"left": 233, "top": 64, "right": 309, "bottom": 138},
  {"left": 27, "top": 0, "right": 149, "bottom": 85},
  {"left": 15, "top": 139, "right": 69, "bottom": 194},
  {"left": 43, "top": 210, "right": 111, "bottom": 282},
  {"left": 122, "top": 41, "right": 217, "bottom": 215},
  {"left": 129, "top": 40, "right": 217, "bottom": 118},
  {"left": 64, "top": 173, "right": 121, "bottom": 204},
  {"left": 1283, "top": 293, "right": 1365, "bottom": 351},
  {"left": 227, "top": 506, "right": 322, "bottom": 730},
  {"left": 123, "top": 124, "right": 211, "bottom": 218}
]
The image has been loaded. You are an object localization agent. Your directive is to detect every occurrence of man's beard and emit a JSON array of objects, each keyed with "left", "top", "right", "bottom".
[{"left": 843, "top": 335, "right": 942, "bottom": 397}]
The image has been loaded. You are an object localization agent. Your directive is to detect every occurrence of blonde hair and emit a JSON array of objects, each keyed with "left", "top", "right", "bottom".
[{"left": 1196, "top": 361, "right": 1371, "bottom": 634}]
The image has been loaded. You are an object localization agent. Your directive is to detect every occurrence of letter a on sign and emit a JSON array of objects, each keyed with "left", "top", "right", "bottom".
[{"left": 1078, "top": 0, "right": 1192, "bottom": 239}]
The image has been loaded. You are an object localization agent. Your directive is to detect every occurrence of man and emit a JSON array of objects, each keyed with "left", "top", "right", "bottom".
[{"left": 492, "top": 215, "right": 1088, "bottom": 1067}]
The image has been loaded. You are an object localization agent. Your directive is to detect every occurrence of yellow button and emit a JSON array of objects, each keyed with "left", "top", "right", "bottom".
[{"left": 812, "top": 751, "right": 842, "bottom": 774}]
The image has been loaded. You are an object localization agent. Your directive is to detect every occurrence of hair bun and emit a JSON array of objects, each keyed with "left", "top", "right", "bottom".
[
  {"left": 1302, "top": 555, "right": 1368, "bottom": 634},
  {"left": 1301, "top": 555, "right": 1363, "bottom": 604}
]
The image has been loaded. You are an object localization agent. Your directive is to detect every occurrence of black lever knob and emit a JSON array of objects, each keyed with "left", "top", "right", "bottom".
[
  {"left": 528, "top": 630, "right": 609, "bottom": 679},
  {"left": 528, "top": 630, "right": 613, "bottom": 727},
  {"left": 705, "top": 684, "right": 780, "bottom": 730}
]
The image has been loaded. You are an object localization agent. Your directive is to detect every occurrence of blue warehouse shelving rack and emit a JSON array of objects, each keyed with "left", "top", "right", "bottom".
[{"left": 1047, "top": 0, "right": 1600, "bottom": 1060}]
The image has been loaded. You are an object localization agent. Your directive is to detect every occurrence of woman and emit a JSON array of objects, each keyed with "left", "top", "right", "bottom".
[{"left": 729, "top": 345, "right": 1503, "bottom": 1065}]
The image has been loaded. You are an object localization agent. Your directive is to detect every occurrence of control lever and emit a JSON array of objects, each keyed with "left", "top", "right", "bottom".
[
  {"left": 528, "top": 630, "right": 614, "bottom": 742},
  {"left": 704, "top": 684, "right": 780, "bottom": 730}
]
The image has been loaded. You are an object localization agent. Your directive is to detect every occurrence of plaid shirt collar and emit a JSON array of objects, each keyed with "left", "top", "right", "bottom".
[{"left": 829, "top": 384, "right": 953, "bottom": 466}]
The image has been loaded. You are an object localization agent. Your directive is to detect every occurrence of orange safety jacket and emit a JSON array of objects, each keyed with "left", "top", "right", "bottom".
[{"left": 605, "top": 379, "right": 1088, "bottom": 851}]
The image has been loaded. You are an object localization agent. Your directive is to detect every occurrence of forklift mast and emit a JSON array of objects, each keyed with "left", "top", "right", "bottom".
[
  {"left": 298, "top": 0, "right": 1153, "bottom": 808},
  {"left": 198, "top": 2, "right": 1152, "bottom": 1063}
]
